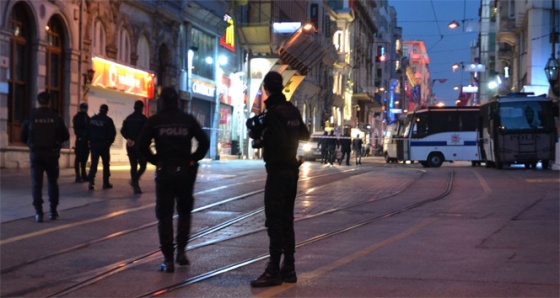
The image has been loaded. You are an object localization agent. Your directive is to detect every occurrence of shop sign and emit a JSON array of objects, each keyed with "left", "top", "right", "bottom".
[
  {"left": 193, "top": 79, "right": 216, "bottom": 98},
  {"left": 91, "top": 57, "right": 155, "bottom": 98},
  {"left": 220, "top": 15, "right": 235, "bottom": 52}
]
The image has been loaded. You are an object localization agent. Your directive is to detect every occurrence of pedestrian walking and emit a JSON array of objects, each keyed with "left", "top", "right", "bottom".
[
  {"left": 338, "top": 132, "right": 351, "bottom": 165},
  {"left": 72, "top": 102, "right": 90, "bottom": 183},
  {"left": 318, "top": 131, "right": 328, "bottom": 164},
  {"left": 20, "top": 91, "right": 70, "bottom": 222},
  {"left": 121, "top": 100, "right": 148, "bottom": 194},
  {"left": 326, "top": 131, "right": 337, "bottom": 165},
  {"left": 137, "top": 86, "right": 209, "bottom": 273},
  {"left": 87, "top": 104, "right": 116, "bottom": 190},
  {"left": 353, "top": 134, "right": 364, "bottom": 165},
  {"left": 247, "top": 71, "right": 310, "bottom": 287}
]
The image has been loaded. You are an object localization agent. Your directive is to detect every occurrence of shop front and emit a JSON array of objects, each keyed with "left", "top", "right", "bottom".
[{"left": 87, "top": 57, "right": 154, "bottom": 163}]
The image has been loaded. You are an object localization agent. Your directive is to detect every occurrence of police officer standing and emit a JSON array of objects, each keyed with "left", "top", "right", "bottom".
[
  {"left": 87, "top": 104, "right": 116, "bottom": 190},
  {"left": 121, "top": 100, "right": 148, "bottom": 194},
  {"left": 338, "top": 131, "right": 352, "bottom": 165},
  {"left": 20, "top": 91, "right": 70, "bottom": 222},
  {"left": 137, "top": 87, "right": 209, "bottom": 273},
  {"left": 248, "top": 71, "right": 310, "bottom": 287},
  {"left": 73, "top": 102, "right": 90, "bottom": 182}
]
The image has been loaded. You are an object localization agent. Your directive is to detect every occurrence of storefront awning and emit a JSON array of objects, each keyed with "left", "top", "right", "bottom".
[
  {"left": 238, "top": 26, "right": 272, "bottom": 53},
  {"left": 278, "top": 28, "right": 331, "bottom": 75}
]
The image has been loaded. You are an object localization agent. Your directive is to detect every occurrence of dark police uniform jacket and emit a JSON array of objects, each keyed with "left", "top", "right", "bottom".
[
  {"left": 121, "top": 111, "right": 148, "bottom": 146},
  {"left": 136, "top": 107, "right": 210, "bottom": 166},
  {"left": 20, "top": 107, "right": 69, "bottom": 152},
  {"left": 72, "top": 111, "right": 90, "bottom": 142},
  {"left": 89, "top": 113, "right": 116, "bottom": 146},
  {"left": 262, "top": 93, "right": 310, "bottom": 170}
]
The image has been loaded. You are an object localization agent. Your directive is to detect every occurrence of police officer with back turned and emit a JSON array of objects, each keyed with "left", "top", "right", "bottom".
[
  {"left": 121, "top": 100, "right": 148, "bottom": 194},
  {"left": 20, "top": 91, "right": 70, "bottom": 222},
  {"left": 137, "top": 86, "right": 209, "bottom": 273},
  {"left": 87, "top": 104, "right": 116, "bottom": 190},
  {"left": 248, "top": 71, "right": 310, "bottom": 287},
  {"left": 73, "top": 102, "right": 90, "bottom": 183}
]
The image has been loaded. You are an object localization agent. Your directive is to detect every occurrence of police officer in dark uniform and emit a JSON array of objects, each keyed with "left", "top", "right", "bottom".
[
  {"left": 137, "top": 86, "right": 209, "bottom": 273},
  {"left": 87, "top": 104, "right": 116, "bottom": 190},
  {"left": 73, "top": 102, "right": 90, "bottom": 182},
  {"left": 121, "top": 100, "right": 148, "bottom": 194},
  {"left": 338, "top": 131, "right": 352, "bottom": 165},
  {"left": 249, "top": 71, "right": 310, "bottom": 287},
  {"left": 20, "top": 91, "right": 70, "bottom": 222}
]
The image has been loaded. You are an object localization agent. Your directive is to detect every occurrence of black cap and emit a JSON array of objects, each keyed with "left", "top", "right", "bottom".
[
  {"left": 160, "top": 86, "right": 179, "bottom": 109},
  {"left": 100, "top": 104, "right": 109, "bottom": 113},
  {"left": 37, "top": 92, "right": 50, "bottom": 104},
  {"left": 79, "top": 102, "right": 88, "bottom": 109}
]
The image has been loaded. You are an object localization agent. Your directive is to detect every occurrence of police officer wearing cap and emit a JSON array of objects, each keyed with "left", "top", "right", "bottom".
[
  {"left": 137, "top": 86, "right": 209, "bottom": 273},
  {"left": 87, "top": 104, "right": 116, "bottom": 190},
  {"left": 20, "top": 91, "right": 70, "bottom": 222},
  {"left": 121, "top": 100, "right": 148, "bottom": 194},
  {"left": 73, "top": 102, "right": 90, "bottom": 182},
  {"left": 249, "top": 71, "right": 310, "bottom": 287}
]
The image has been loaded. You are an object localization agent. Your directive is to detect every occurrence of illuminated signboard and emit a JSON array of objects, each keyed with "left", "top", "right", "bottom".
[
  {"left": 91, "top": 57, "right": 155, "bottom": 98},
  {"left": 192, "top": 79, "right": 216, "bottom": 98},
  {"left": 219, "top": 15, "right": 235, "bottom": 52}
]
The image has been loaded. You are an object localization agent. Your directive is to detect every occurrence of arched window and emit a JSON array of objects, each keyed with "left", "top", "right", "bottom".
[
  {"left": 7, "top": 2, "right": 34, "bottom": 145},
  {"left": 92, "top": 19, "right": 105, "bottom": 56},
  {"left": 118, "top": 28, "right": 130, "bottom": 64},
  {"left": 137, "top": 35, "right": 150, "bottom": 70},
  {"left": 45, "top": 16, "right": 65, "bottom": 118}
]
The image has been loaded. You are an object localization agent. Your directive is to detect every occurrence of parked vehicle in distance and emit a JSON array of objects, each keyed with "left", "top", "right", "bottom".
[
  {"left": 298, "top": 131, "right": 328, "bottom": 161},
  {"left": 390, "top": 106, "right": 481, "bottom": 167},
  {"left": 478, "top": 93, "right": 556, "bottom": 169},
  {"left": 382, "top": 123, "right": 400, "bottom": 163}
]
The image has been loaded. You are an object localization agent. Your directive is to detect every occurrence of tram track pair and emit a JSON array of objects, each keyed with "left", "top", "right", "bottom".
[
  {"left": 0, "top": 165, "right": 373, "bottom": 296},
  {"left": 39, "top": 168, "right": 448, "bottom": 298}
]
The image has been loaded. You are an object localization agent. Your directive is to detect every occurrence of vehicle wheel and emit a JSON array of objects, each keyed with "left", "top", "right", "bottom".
[
  {"left": 419, "top": 161, "right": 430, "bottom": 168},
  {"left": 485, "top": 161, "right": 492, "bottom": 168},
  {"left": 496, "top": 162, "right": 503, "bottom": 169},
  {"left": 427, "top": 153, "right": 444, "bottom": 168},
  {"left": 471, "top": 161, "right": 477, "bottom": 167},
  {"left": 384, "top": 152, "right": 390, "bottom": 163},
  {"left": 542, "top": 160, "right": 550, "bottom": 169}
]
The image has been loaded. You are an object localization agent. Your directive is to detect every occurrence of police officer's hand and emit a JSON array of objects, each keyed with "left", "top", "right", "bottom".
[
  {"left": 127, "top": 139, "right": 135, "bottom": 147},
  {"left": 189, "top": 160, "right": 196, "bottom": 167}
]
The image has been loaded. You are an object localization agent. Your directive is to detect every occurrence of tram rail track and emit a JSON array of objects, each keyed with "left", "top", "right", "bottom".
[
  {"left": 1, "top": 165, "right": 388, "bottom": 297},
  {"left": 22, "top": 168, "right": 449, "bottom": 298}
]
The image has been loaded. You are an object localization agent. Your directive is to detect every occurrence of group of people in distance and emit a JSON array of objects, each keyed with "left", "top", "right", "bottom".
[
  {"left": 318, "top": 131, "right": 364, "bottom": 166},
  {"left": 19, "top": 71, "right": 306, "bottom": 288}
]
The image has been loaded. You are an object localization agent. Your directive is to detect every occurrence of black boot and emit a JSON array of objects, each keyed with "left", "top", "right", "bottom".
[
  {"left": 250, "top": 262, "right": 282, "bottom": 287},
  {"left": 176, "top": 246, "right": 189, "bottom": 266},
  {"left": 159, "top": 260, "right": 175, "bottom": 273},
  {"left": 280, "top": 254, "right": 297, "bottom": 283},
  {"left": 103, "top": 182, "right": 113, "bottom": 189},
  {"left": 35, "top": 212, "right": 44, "bottom": 223},
  {"left": 49, "top": 206, "right": 59, "bottom": 220}
]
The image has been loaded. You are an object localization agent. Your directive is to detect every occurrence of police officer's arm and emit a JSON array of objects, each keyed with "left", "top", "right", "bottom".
[
  {"left": 108, "top": 118, "right": 117, "bottom": 145},
  {"left": 136, "top": 121, "right": 158, "bottom": 165},
  {"left": 58, "top": 118, "right": 70, "bottom": 144},
  {"left": 190, "top": 117, "right": 210, "bottom": 162}
]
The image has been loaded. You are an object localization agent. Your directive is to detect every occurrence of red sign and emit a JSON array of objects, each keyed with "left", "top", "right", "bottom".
[{"left": 91, "top": 57, "right": 155, "bottom": 98}]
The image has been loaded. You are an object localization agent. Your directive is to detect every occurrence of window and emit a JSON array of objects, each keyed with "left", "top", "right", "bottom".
[
  {"left": 45, "top": 16, "right": 65, "bottom": 118},
  {"left": 92, "top": 19, "right": 105, "bottom": 56},
  {"left": 7, "top": 3, "right": 32, "bottom": 145},
  {"left": 191, "top": 28, "right": 216, "bottom": 80},
  {"left": 118, "top": 28, "right": 130, "bottom": 64},
  {"left": 137, "top": 35, "right": 150, "bottom": 70}
]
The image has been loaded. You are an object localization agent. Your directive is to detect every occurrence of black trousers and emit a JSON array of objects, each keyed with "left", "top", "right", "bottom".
[
  {"left": 264, "top": 167, "right": 299, "bottom": 263},
  {"left": 127, "top": 147, "right": 147, "bottom": 184},
  {"left": 155, "top": 164, "right": 198, "bottom": 261},
  {"left": 30, "top": 151, "right": 60, "bottom": 213},
  {"left": 340, "top": 148, "right": 351, "bottom": 165},
  {"left": 74, "top": 139, "right": 89, "bottom": 179},
  {"left": 88, "top": 143, "right": 111, "bottom": 184}
]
